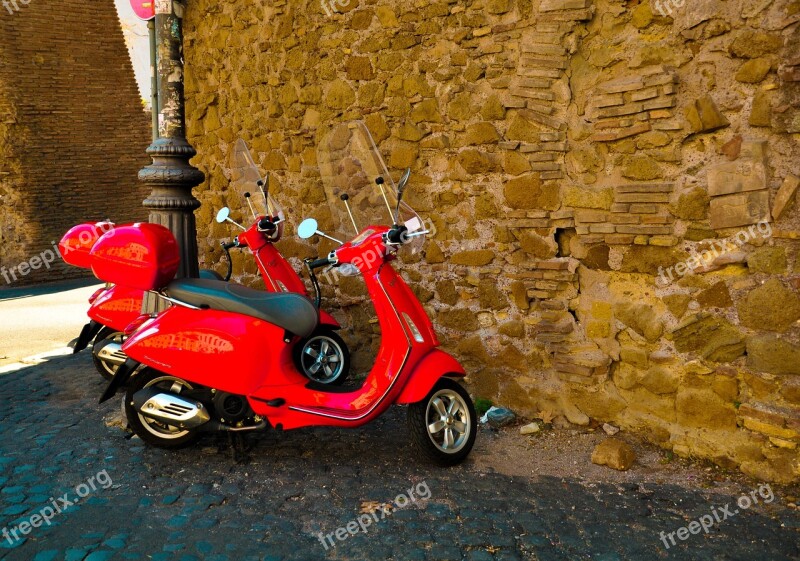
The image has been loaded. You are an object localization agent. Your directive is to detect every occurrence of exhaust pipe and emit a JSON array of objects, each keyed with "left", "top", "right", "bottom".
[
  {"left": 94, "top": 339, "right": 127, "bottom": 367},
  {"left": 132, "top": 387, "right": 211, "bottom": 430}
]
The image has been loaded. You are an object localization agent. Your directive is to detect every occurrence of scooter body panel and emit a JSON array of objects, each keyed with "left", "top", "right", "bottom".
[
  {"left": 249, "top": 247, "right": 438, "bottom": 429},
  {"left": 121, "top": 306, "right": 303, "bottom": 397},
  {"left": 87, "top": 285, "right": 144, "bottom": 332}
]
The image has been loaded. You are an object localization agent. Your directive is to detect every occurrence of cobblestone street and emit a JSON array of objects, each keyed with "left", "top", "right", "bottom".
[{"left": 0, "top": 353, "right": 798, "bottom": 561}]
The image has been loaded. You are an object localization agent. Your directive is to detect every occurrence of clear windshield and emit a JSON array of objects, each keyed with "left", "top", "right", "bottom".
[
  {"left": 230, "top": 139, "right": 284, "bottom": 222},
  {"left": 316, "top": 121, "right": 425, "bottom": 253}
]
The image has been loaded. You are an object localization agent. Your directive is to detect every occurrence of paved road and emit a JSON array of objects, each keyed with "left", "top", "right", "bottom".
[
  {"left": 0, "top": 353, "right": 798, "bottom": 560},
  {"left": 0, "top": 280, "right": 102, "bottom": 368}
]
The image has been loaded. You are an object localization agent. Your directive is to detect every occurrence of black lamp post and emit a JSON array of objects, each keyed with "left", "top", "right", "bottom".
[{"left": 138, "top": 0, "right": 203, "bottom": 282}]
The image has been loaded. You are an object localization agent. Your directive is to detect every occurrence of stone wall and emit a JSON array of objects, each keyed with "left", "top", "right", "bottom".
[
  {"left": 0, "top": 0, "right": 151, "bottom": 287},
  {"left": 184, "top": 0, "right": 800, "bottom": 482}
]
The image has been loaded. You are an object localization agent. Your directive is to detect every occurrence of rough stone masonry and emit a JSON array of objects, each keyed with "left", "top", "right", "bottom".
[{"left": 182, "top": 0, "right": 800, "bottom": 482}]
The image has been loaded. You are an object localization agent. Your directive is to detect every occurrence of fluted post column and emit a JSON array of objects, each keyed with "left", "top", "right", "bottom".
[{"left": 138, "top": 0, "right": 203, "bottom": 284}]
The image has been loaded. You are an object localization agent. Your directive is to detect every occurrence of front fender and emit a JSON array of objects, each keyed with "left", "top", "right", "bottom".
[{"left": 396, "top": 349, "right": 466, "bottom": 405}]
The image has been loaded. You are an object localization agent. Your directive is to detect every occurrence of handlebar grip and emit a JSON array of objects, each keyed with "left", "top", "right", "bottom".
[
  {"left": 386, "top": 225, "right": 408, "bottom": 244},
  {"left": 258, "top": 217, "right": 276, "bottom": 232},
  {"left": 221, "top": 241, "right": 237, "bottom": 250},
  {"left": 308, "top": 257, "right": 333, "bottom": 269}
]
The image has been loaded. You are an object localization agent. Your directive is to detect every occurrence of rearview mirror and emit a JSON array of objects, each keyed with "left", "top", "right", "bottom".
[
  {"left": 297, "top": 218, "right": 319, "bottom": 240},
  {"left": 216, "top": 207, "right": 231, "bottom": 224}
]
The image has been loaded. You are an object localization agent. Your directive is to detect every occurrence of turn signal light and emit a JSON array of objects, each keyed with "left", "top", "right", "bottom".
[{"left": 124, "top": 314, "right": 153, "bottom": 336}]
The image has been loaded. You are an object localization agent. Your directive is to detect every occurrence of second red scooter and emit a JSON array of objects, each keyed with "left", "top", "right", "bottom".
[{"left": 60, "top": 139, "right": 350, "bottom": 385}]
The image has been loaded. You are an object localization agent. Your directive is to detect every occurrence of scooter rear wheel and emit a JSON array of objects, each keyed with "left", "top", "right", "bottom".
[
  {"left": 92, "top": 327, "right": 126, "bottom": 381},
  {"left": 294, "top": 327, "right": 350, "bottom": 385},
  {"left": 124, "top": 369, "right": 202, "bottom": 449},
  {"left": 408, "top": 378, "right": 476, "bottom": 466}
]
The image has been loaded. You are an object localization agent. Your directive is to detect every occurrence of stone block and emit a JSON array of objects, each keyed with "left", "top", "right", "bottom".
[
  {"left": 676, "top": 387, "right": 737, "bottom": 430},
  {"left": 591, "top": 439, "right": 635, "bottom": 470},
  {"left": 709, "top": 191, "right": 771, "bottom": 229},
  {"left": 707, "top": 161, "right": 767, "bottom": 197},
  {"left": 670, "top": 313, "right": 745, "bottom": 362},
  {"left": 686, "top": 95, "right": 730, "bottom": 133},
  {"left": 738, "top": 278, "right": 800, "bottom": 332},
  {"left": 772, "top": 174, "right": 799, "bottom": 220}
]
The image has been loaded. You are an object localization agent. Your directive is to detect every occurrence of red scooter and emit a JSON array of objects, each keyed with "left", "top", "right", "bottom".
[
  {"left": 95, "top": 121, "right": 476, "bottom": 465},
  {"left": 60, "top": 139, "right": 350, "bottom": 385}
]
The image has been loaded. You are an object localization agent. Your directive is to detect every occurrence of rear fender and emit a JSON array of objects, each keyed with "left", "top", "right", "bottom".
[
  {"left": 318, "top": 310, "right": 340, "bottom": 329},
  {"left": 87, "top": 285, "right": 144, "bottom": 332},
  {"left": 395, "top": 349, "right": 466, "bottom": 405}
]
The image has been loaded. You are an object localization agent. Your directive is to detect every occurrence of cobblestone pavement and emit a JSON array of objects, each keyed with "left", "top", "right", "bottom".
[{"left": 0, "top": 353, "right": 798, "bottom": 561}]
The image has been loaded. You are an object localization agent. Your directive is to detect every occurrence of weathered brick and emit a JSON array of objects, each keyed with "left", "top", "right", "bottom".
[
  {"left": 615, "top": 193, "right": 671, "bottom": 203},
  {"left": 0, "top": 0, "right": 150, "bottom": 285},
  {"left": 630, "top": 87, "right": 659, "bottom": 102},
  {"left": 615, "top": 225, "right": 673, "bottom": 235}
]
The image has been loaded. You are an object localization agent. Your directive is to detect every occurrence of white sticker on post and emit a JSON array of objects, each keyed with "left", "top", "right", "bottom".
[
  {"left": 155, "top": 0, "right": 173, "bottom": 14},
  {"left": 404, "top": 217, "right": 422, "bottom": 232}
]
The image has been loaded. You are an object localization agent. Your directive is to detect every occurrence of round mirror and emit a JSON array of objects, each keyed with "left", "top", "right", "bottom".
[
  {"left": 297, "top": 218, "right": 318, "bottom": 240},
  {"left": 397, "top": 168, "right": 411, "bottom": 193},
  {"left": 216, "top": 207, "right": 231, "bottom": 224}
]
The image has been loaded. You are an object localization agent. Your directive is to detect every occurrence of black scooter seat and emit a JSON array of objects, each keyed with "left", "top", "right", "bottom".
[{"left": 166, "top": 279, "right": 318, "bottom": 338}]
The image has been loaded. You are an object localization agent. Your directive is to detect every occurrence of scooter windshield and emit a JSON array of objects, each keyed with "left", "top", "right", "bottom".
[
  {"left": 317, "top": 121, "right": 426, "bottom": 254},
  {"left": 230, "top": 139, "right": 284, "bottom": 223}
]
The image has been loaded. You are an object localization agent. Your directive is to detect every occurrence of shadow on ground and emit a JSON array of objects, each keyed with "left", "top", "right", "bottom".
[{"left": 0, "top": 353, "right": 798, "bottom": 560}]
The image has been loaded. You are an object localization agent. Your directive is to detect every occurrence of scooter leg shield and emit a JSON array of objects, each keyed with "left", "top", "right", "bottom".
[
  {"left": 395, "top": 349, "right": 466, "bottom": 405},
  {"left": 99, "top": 358, "right": 139, "bottom": 404}
]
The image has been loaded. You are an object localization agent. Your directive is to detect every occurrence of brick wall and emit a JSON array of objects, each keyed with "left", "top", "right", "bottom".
[{"left": 0, "top": 0, "right": 151, "bottom": 287}]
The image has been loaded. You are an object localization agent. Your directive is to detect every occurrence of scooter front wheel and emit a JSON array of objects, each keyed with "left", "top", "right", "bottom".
[
  {"left": 408, "top": 377, "right": 477, "bottom": 466},
  {"left": 294, "top": 327, "right": 350, "bottom": 385},
  {"left": 124, "top": 369, "right": 202, "bottom": 449}
]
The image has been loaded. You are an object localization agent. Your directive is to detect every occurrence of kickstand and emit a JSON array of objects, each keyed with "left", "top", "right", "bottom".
[{"left": 227, "top": 431, "right": 251, "bottom": 464}]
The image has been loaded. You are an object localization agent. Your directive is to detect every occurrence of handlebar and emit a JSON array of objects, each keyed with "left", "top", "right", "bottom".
[
  {"left": 221, "top": 240, "right": 238, "bottom": 250},
  {"left": 308, "top": 256, "right": 334, "bottom": 269}
]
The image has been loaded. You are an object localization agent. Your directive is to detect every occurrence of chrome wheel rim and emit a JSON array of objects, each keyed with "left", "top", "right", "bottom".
[
  {"left": 425, "top": 388, "right": 470, "bottom": 454},
  {"left": 135, "top": 376, "right": 194, "bottom": 440},
  {"left": 98, "top": 332, "right": 125, "bottom": 376},
  {"left": 300, "top": 335, "right": 344, "bottom": 384}
]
